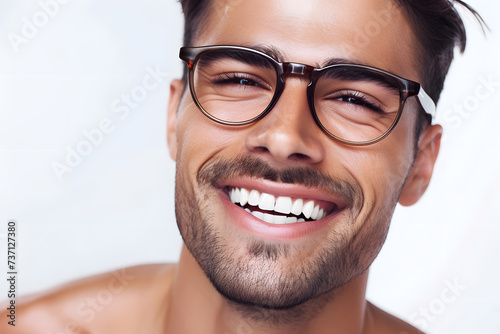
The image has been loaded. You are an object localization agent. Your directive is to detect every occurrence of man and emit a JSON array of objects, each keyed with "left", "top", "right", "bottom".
[{"left": 2, "top": 0, "right": 484, "bottom": 333}]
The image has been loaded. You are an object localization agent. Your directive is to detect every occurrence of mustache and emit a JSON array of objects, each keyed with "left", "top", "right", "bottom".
[{"left": 197, "top": 156, "right": 362, "bottom": 208}]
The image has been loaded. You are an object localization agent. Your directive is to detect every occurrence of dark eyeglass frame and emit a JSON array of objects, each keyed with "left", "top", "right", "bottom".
[{"left": 179, "top": 45, "right": 436, "bottom": 146}]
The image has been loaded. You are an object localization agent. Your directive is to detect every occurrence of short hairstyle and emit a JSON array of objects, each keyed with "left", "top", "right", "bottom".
[{"left": 178, "top": 0, "right": 485, "bottom": 112}]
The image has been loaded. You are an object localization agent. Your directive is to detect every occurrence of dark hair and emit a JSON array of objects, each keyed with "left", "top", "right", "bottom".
[
  {"left": 178, "top": 0, "right": 485, "bottom": 111},
  {"left": 393, "top": 0, "right": 485, "bottom": 104}
]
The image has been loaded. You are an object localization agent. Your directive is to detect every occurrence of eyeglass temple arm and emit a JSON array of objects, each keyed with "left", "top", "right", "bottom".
[{"left": 417, "top": 87, "right": 436, "bottom": 120}]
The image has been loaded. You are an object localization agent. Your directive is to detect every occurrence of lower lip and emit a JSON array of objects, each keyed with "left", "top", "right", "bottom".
[{"left": 218, "top": 189, "right": 336, "bottom": 240}]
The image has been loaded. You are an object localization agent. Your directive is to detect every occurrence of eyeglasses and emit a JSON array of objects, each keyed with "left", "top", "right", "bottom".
[{"left": 179, "top": 45, "right": 436, "bottom": 145}]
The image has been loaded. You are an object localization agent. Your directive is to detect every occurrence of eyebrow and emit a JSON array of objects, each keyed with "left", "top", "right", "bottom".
[
  {"left": 320, "top": 67, "right": 400, "bottom": 93},
  {"left": 248, "top": 44, "right": 286, "bottom": 63},
  {"left": 198, "top": 48, "right": 275, "bottom": 68},
  {"left": 246, "top": 44, "right": 366, "bottom": 68},
  {"left": 321, "top": 57, "right": 363, "bottom": 67}
]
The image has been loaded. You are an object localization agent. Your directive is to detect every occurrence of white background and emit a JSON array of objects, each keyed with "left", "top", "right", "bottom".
[{"left": 0, "top": 0, "right": 499, "bottom": 333}]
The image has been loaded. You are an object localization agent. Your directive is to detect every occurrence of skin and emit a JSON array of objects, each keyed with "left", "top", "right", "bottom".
[{"left": 1, "top": 0, "right": 442, "bottom": 333}]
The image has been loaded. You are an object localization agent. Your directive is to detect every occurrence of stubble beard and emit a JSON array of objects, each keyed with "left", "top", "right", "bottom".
[{"left": 174, "top": 156, "right": 395, "bottom": 324}]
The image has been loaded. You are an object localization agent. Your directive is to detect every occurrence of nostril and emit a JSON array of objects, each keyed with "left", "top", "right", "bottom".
[
  {"left": 255, "top": 146, "right": 269, "bottom": 153},
  {"left": 288, "top": 152, "right": 310, "bottom": 160}
]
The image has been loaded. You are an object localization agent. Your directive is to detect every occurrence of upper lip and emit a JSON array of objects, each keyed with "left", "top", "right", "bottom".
[{"left": 216, "top": 177, "right": 350, "bottom": 212}]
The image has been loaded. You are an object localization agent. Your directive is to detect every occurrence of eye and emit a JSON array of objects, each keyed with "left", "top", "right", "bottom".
[
  {"left": 331, "top": 90, "right": 385, "bottom": 114},
  {"left": 235, "top": 78, "right": 258, "bottom": 86},
  {"left": 213, "top": 73, "right": 270, "bottom": 90}
]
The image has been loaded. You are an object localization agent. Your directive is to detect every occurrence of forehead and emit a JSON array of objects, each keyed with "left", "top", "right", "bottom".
[{"left": 196, "top": 0, "right": 420, "bottom": 81}]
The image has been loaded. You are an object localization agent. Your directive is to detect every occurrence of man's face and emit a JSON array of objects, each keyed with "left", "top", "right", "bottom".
[{"left": 168, "top": 0, "right": 435, "bottom": 310}]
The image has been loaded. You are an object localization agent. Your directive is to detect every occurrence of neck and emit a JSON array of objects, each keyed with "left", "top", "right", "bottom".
[{"left": 164, "top": 245, "right": 370, "bottom": 334}]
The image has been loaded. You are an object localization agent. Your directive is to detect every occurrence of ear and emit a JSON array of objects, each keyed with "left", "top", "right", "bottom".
[
  {"left": 398, "top": 124, "right": 443, "bottom": 206},
  {"left": 167, "top": 79, "right": 184, "bottom": 161}
]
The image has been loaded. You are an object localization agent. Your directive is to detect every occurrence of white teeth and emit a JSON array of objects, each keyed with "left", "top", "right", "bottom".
[
  {"left": 262, "top": 213, "right": 275, "bottom": 224},
  {"left": 234, "top": 188, "right": 241, "bottom": 204},
  {"left": 302, "top": 200, "right": 314, "bottom": 219},
  {"left": 311, "top": 205, "right": 320, "bottom": 220},
  {"left": 248, "top": 211, "right": 299, "bottom": 225},
  {"left": 229, "top": 188, "right": 241, "bottom": 204},
  {"left": 229, "top": 188, "right": 236, "bottom": 203},
  {"left": 252, "top": 211, "right": 264, "bottom": 220},
  {"left": 246, "top": 209, "right": 322, "bottom": 225},
  {"left": 291, "top": 199, "right": 303, "bottom": 215},
  {"left": 258, "top": 193, "right": 275, "bottom": 211},
  {"left": 273, "top": 215, "right": 287, "bottom": 224},
  {"left": 229, "top": 187, "right": 330, "bottom": 224},
  {"left": 248, "top": 189, "right": 260, "bottom": 206},
  {"left": 274, "top": 196, "right": 292, "bottom": 214},
  {"left": 239, "top": 188, "right": 249, "bottom": 206}
]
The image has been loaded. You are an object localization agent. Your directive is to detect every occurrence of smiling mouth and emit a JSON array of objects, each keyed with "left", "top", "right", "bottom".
[{"left": 227, "top": 186, "right": 338, "bottom": 225}]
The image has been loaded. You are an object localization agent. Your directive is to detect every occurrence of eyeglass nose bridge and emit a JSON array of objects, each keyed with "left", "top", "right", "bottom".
[
  {"left": 281, "top": 62, "right": 315, "bottom": 82},
  {"left": 267, "top": 62, "right": 319, "bottom": 131}
]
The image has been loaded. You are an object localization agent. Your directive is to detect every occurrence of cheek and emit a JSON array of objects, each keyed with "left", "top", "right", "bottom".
[
  {"left": 364, "top": 109, "right": 418, "bottom": 193},
  {"left": 175, "top": 100, "right": 248, "bottom": 176},
  {"left": 337, "top": 133, "right": 415, "bottom": 208}
]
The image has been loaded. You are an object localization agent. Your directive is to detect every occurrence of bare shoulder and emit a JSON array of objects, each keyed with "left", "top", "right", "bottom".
[
  {"left": 365, "top": 301, "right": 425, "bottom": 334},
  {"left": 0, "top": 263, "right": 176, "bottom": 334}
]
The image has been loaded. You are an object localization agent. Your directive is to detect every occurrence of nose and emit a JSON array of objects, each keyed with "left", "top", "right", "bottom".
[{"left": 245, "top": 79, "right": 326, "bottom": 165}]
